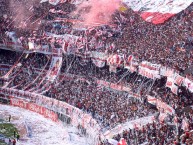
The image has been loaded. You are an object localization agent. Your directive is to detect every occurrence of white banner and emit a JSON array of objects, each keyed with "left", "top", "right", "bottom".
[
  {"left": 171, "top": 84, "right": 178, "bottom": 95},
  {"left": 45, "top": 32, "right": 79, "bottom": 49},
  {"left": 160, "top": 66, "right": 175, "bottom": 77},
  {"left": 139, "top": 61, "right": 161, "bottom": 79},
  {"left": 166, "top": 77, "right": 174, "bottom": 88},
  {"left": 107, "top": 54, "right": 124, "bottom": 66},
  {"left": 138, "top": 66, "right": 160, "bottom": 79},
  {"left": 45, "top": 32, "right": 79, "bottom": 41},
  {"left": 140, "top": 61, "right": 161, "bottom": 72},
  {"left": 174, "top": 73, "right": 184, "bottom": 86},
  {"left": 40, "top": 0, "right": 60, "bottom": 5},
  {"left": 183, "top": 78, "right": 193, "bottom": 93}
]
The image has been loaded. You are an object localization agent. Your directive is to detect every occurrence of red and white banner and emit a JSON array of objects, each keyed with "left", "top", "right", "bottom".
[
  {"left": 45, "top": 32, "right": 80, "bottom": 54},
  {"left": 140, "top": 61, "right": 161, "bottom": 72},
  {"left": 174, "top": 73, "right": 184, "bottom": 86},
  {"left": 0, "top": 87, "right": 101, "bottom": 136},
  {"left": 166, "top": 77, "right": 174, "bottom": 88},
  {"left": 124, "top": 55, "right": 138, "bottom": 72},
  {"left": 166, "top": 74, "right": 182, "bottom": 94},
  {"left": 97, "top": 80, "right": 132, "bottom": 93},
  {"left": 156, "top": 99, "right": 175, "bottom": 115},
  {"left": 10, "top": 97, "right": 58, "bottom": 122},
  {"left": 183, "top": 78, "right": 193, "bottom": 93},
  {"left": 138, "top": 67, "right": 153, "bottom": 79},
  {"left": 46, "top": 56, "right": 62, "bottom": 82},
  {"left": 107, "top": 54, "right": 124, "bottom": 67},
  {"left": 138, "top": 66, "right": 160, "bottom": 79},
  {"left": 118, "top": 138, "right": 127, "bottom": 145},
  {"left": 107, "top": 54, "right": 124, "bottom": 72},
  {"left": 147, "top": 95, "right": 157, "bottom": 105},
  {"left": 139, "top": 61, "right": 161, "bottom": 79},
  {"left": 10, "top": 97, "right": 28, "bottom": 109},
  {"left": 123, "top": 0, "right": 193, "bottom": 24},
  {"left": 181, "top": 118, "right": 190, "bottom": 131}
]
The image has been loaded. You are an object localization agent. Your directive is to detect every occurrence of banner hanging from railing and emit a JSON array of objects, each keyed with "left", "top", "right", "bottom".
[
  {"left": 10, "top": 96, "right": 58, "bottom": 122},
  {"left": 104, "top": 115, "right": 156, "bottom": 139},
  {"left": 139, "top": 61, "right": 161, "bottom": 79}
]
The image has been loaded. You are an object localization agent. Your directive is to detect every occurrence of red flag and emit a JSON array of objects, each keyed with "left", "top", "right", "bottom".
[{"left": 118, "top": 138, "right": 127, "bottom": 145}]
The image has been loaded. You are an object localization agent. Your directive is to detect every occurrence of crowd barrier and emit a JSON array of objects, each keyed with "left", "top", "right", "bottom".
[
  {"left": 104, "top": 115, "right": 157, "bottom": 139},
  {"left": 0, "top": 95, "right": 58, "bottom": 122},
  {"left": 96, "top": 79, "right": 140, "bottom": 98},
  {"left": 9, "top": 96, "right": 58, "bottom": 122},
  {"left": 0, "top": 87, "right": 101, "bottom": 143}
]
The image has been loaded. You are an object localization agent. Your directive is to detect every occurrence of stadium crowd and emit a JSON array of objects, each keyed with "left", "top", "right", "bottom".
[
  {"left": 0, "top": 1, "right": 192, "bottom": 77},
  {"left": 111, "top": 120, "right": 193, "bottom": 145},
  {"left": 0, "top": 50, "right": 193, "bottom": 144}
]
